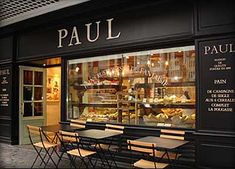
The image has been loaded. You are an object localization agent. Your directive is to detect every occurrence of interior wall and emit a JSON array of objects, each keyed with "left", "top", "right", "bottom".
[{"left": 46, "top": 67, "right": 61, "bottom": 125}]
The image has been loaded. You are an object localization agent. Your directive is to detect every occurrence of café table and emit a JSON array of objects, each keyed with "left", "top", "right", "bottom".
[
  {"left": 134, "top": 136, "right": 189, "bottom": 166},
  {"left": 75, "top": 129, "right": 122, "bottom": 168},
  {"left": 41, "top": 123, "right": 84, "bottom": 133}
]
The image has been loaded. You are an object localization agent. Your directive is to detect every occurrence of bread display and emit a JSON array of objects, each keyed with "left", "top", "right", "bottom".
[
  {"left": 161, "top": 108, "right": 183, "bottom": 117},
  {"left": 72, "top": 70, "right": 195, "bottom": 128},
  {"left": 156, "top": 113, "right": 168, "bottom": 122}
]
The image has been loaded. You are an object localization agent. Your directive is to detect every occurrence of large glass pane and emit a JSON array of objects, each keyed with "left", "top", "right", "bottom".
[
  {"left": 34, "top": 87, "right": 43, "bottom": 100},
  {"left": 23, "top": 86, "right": 32, "bottom": 101},
  {"left": 67, "top": 46, "right": 196, "bottom": 129},
  {"left": 34, "top": 71, "right": 43, "bottom": 85},
  {"left": 34, "top": 102, "right": 43, "bottom": 116},
  {"left": 23, "top": 70, "right": 33, "bottom": 85},
  {"left": 24, "top": 103, "right": 32, "bottom": 117}
]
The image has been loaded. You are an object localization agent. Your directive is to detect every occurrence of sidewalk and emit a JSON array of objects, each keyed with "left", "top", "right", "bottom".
[
  {"left": 0, "top": 142, "right": 192, "bottom": 169},
  {"left": 0, "top": 143, "right": 71, "bottom": 168},
  {"left": 0, "top": 142, "right": 127, "bottom": 168}
]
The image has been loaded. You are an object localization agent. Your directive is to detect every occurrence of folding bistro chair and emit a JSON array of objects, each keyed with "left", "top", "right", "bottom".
[
  {"left": 94, "top": 124, "right": 124, "bottom": 168},
  {"left": 127, "top": 139, "right": 169, "bottom": 169},
  {"left": 27, "top": 125, "right": 60, "bottom": 168},
  {"left": 102, "top": 124, "right": 124, "bottom": 150},
  {"left": 152, "top": 129, "right": 185, "bottom": 162},
  {"left": 59, "top": 130, "right": 96, "bottom": 169}
]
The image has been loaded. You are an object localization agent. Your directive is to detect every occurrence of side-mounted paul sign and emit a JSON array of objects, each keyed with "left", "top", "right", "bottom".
[
  {"left": 57, "top": 18, "right": 121, "bottom": 48},
  {"left": 199, "top": 37, "right": 235, "bottom": 131},
  {"left": 0, "top": 66, "right": 12, "bottom": 116}
]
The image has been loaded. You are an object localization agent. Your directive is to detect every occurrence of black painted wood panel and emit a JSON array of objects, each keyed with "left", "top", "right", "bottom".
[
  {"left": 0, "top": 36, "right": 13, "bottom": 62},
  {"left": 18, "top": 0, "right": 193, "bottom": 60},
  {"left": 0, "top": 119, "right": 11, "bottom": 138},
  {"left": 196, "top": 0, "right": 235, "bottom": 36},
  {"left": 196, "top": 134, "right": 235, "bottom": 169}
]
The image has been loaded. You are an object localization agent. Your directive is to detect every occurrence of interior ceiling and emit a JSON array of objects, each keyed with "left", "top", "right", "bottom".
[
  {"left": 24, "top": 57, "right": 61, "bottom": 67},
  {"left": 0, "top": 0, "right": 90, "bottom": 28}
]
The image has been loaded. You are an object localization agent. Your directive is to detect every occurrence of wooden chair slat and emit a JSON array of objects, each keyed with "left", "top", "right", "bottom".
[
  {"left": 160, "top": 134, "right": 184, "bottom": 140},
  {"left": 161, "top": 129, "right": 185, "bottom": 135}
]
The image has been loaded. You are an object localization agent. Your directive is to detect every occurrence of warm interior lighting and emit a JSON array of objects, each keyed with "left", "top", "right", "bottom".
[
  {"left": 174, "top": 76, "right": 179, "bottom": 80},
  {"left": 75, "top": 66, "right": 80, "bottom": 72},
  {"left": 165, "top": 61, "right": 169, "bottom": 66},
  {"left": 147, "top": 60, "right": 151, "bottom": 65}
]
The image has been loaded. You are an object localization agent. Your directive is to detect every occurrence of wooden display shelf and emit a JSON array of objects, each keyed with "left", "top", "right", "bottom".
[
  {"left": 138, "top": 102, "right": 195, "bottom": 109},
  {"left": 78, "top": 103, "right": 117, "bottom": 108},
  {"left": 135, "top": 81, "right": 195, "bottom": 88}
]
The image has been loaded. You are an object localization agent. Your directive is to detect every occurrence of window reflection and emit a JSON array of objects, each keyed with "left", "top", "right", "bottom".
[
  {"left": 24, "top": 103, "right": 32, "bottom": 117},
  {"left": 24, "top": 87, "right": 32, "bottom": 101},
  {"left": 23, "top": 70, "right": 33, "bottom": 85},
  {"left": 67, "top": 46, "right": 196, "bottom": 129},
  {"left": 35, "top": 71, "right": 43, "bottom": 85},
  {"left": 34, "top": 102, "right": 43, "bottom": 116},
  {"left": 34, "top": 87, "right": 43, "bottom": 100}
]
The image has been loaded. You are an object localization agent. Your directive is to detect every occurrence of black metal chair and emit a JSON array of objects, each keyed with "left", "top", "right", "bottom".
[
  {"left": 152, "top": 129, "right": 185, "bottom": 162},
  {"left": 27, "top": 125, "right": 60, "bottom": 168},
  {"left": 127, "top": 139, "right": 169, "bottom": 169},
  {"left": 93, "top": 124, "right": 124, "bottom": 168},
  {"left": 59, "top": 130, "right": 96, "bottom": 169}
]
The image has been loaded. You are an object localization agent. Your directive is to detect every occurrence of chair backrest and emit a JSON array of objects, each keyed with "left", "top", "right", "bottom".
[
  {"left": 105, "top": 124, "right": 124, "bottom": 134},
  {"left": 70, "top": 119, "right": 86, "bottom": 125},
  {"left": 59, "top": 130, "right": 79, "bottom": 143},
  {"left": 27, "top": 125, "right": 43, "bottom": 145},
  {"left": 70, "top": 119, "right": 86, "bottom": 128},
  {"left": 160, "top": 129, "right": 185, "bottom": 140},
  {"left": 127, "top": 139, "right": 156, "bottom": 154},
  {"left": 27, "top": 125, "right": 41, "bottom": 136}
]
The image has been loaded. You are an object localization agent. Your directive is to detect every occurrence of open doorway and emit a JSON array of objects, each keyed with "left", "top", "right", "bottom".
[
  {"left": 46, "top": 67, "right": 61, "bottom": 125},
  {"left": 18, "top": 57, "right": 61, "bottom": 144}
]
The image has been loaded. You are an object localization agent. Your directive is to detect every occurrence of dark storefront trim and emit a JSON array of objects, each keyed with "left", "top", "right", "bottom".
[{"left": 0, "top": 0, "right": 235, "bottom": 168}]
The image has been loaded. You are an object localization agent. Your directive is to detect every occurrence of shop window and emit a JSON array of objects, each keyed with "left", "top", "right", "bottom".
[{"left": 67, "top": 46, "right": 196, "bottom": 129}]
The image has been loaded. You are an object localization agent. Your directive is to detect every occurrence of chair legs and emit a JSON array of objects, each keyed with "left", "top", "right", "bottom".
[
  {"left": 31, "top": 148, "right": 47, "bottom": 168},
  {"left": 31, "top": 146, "right": 60, "bottom": 168}
]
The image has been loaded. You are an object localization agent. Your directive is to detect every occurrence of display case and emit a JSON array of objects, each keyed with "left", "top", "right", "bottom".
[
  {"left": 70, "top": 83, "right": 120, "bottom": 122},
  {"left": 134, "top": 82, "right": 195, "bottom": 128}
]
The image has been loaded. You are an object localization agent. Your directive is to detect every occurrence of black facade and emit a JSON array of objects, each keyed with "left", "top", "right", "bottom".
[{"left": 0, "top": 0, "right": 235, "bottom": 168}]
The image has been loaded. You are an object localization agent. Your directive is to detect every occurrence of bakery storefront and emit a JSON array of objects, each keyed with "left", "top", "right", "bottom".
[{"left": 0, "top": 0, "right": 235, "bottom": 168}]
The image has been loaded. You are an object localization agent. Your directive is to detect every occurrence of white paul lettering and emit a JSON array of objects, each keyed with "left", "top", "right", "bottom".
[
  {"left": 57, "top": 18, "right": 121, "bottom": 48},
  {"left": 85, "top": 21, "right": 100, "bottom": 42},
  {"left": 68, "top": 26, "right": 82, "bottom": 46},
  {"left": 204, "top": 43, "right": 235, "bottom": 55},
  {"left": 106, "top": 18, "right": 121, "bottom": 40},
  {"left": 57, "top": 29, "right": 68, "bottom": 48}
]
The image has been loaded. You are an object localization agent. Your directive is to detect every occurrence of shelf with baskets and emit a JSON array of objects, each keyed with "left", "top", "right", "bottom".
[{"left": 133, "top": 81, "right": 196, "bottom": 128}]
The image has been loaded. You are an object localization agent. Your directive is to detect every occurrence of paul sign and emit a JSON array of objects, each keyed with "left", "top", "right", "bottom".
[{"left": 57, "top": 18, "right": 121, "bottom": 48}]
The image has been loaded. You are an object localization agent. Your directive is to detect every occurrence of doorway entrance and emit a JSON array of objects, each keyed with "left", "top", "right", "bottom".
[
  {"left": 19, "top": 66, "right": 46, "bottom": 144},
  {"left": 19, "top": 58, "right": 61, "bottom": 144}
]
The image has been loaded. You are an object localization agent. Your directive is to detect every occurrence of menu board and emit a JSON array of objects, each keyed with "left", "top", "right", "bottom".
[
  {"left": 0, "top": 66, "right": 12, "bottom": 116},
  {"left": 199, "top": 37, "right": 235, "bottom": 131}
]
